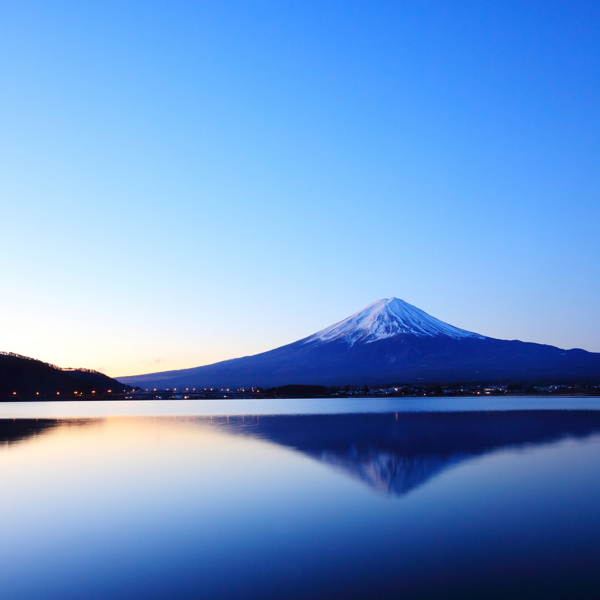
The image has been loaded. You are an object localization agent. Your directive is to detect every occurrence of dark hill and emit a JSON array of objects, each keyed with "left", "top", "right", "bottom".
[{"left": 0, "top": 352, "right": 132, "bottom": 400}]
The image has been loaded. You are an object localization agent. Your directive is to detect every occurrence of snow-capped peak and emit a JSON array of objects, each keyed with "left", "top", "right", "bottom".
[{"left": 304, "top": 298, "right": 484, "bottom": 347}]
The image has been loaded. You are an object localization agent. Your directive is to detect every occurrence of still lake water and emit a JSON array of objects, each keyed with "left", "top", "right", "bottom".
[{"left": 2, "top": 397, "right": 600, "bottom": 599}]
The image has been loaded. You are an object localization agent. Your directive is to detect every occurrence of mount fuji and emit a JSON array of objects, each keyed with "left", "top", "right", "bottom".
[{"left": 118, "top": 298, "right": 600, "bottom": 389}]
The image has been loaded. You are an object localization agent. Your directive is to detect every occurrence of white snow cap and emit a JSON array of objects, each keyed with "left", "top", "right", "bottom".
[{"left": 305, "top": 298, "right": 485, "bottom": 346}]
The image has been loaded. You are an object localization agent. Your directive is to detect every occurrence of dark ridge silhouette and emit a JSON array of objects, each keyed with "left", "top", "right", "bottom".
[
  {"left": 0, "top": 352, "right": 132, "bottom": 400},
  {"left": 207, "top": 411, "right": 600, "bottom": 496}
]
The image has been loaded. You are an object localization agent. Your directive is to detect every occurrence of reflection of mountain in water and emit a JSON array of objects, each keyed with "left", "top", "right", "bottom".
[
  {"left": 0, "top": 419, "right": 91, "bottom": 446},
  {"left": 209, "top": 411, "right": 600, "bottom": 496},
  {"left": 316, "top": 448, "right": 468, "bottom": 495}
]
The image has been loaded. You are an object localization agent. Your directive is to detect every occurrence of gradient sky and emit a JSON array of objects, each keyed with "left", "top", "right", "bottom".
[{"left": 1, "top": 0, "right": 599, "bottom": 376}]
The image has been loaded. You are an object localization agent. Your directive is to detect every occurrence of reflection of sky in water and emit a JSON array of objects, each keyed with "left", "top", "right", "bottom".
[{"left": 2, "top": 411, "right": 600, "bottom": 599}]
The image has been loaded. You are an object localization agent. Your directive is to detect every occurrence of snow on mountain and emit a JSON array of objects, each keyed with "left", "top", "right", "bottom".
[{"left": 303, "top": 298, "right": 485, "bottom": 347}]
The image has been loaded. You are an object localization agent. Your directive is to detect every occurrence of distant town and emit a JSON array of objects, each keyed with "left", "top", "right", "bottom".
[{"left": 123, "top": 382, "right": 600, "bottom": 400}]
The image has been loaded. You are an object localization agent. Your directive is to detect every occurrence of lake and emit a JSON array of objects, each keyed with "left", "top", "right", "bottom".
[{"left": 2, "top": 397, "right": 600, "bottom": 599}]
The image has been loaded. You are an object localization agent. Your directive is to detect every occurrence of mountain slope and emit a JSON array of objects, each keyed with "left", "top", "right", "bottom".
[{"left": 117, "top": 298, "right": 600, "bottom": 389}]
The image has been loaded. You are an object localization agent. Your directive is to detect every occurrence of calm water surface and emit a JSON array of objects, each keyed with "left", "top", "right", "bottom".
[{"left": 2, "top": 397, "right": 600, "bottom": 599}]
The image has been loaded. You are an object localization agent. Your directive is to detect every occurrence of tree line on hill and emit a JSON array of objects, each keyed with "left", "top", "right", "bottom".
[{"left": 0, "top": 352, "right": 131, "bottom": 400}]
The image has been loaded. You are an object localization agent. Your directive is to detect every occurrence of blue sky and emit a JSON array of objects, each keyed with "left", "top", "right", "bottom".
[{"left": 1, "top": 0, "right": 599, "bottom": 376}]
